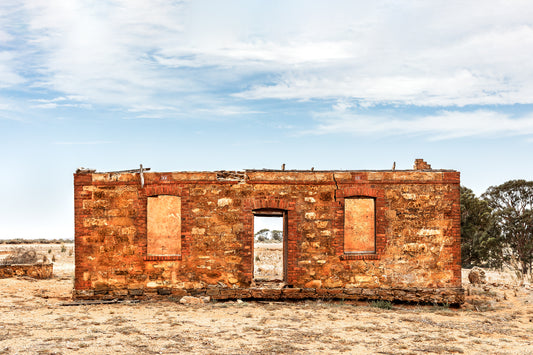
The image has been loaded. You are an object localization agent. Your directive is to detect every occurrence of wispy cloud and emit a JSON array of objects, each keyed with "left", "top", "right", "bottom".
[
  {"left": 235, "top": 24, "right": 533, "bottom": 107},
  {"left": 53, "top": 141, "right": 113, "bottom": 145},
  {"left": 153, "top": 40, "right": 353, "bottom": 69},
  {"left": 235, "top": 70, "right": 528, "bottom": 107},
  {"left": 125, "top": 103, "right": 262, "bottom": 119},
  {"left": 0, "top": 51, "right": 24, "bottom": 88},
  {"left": 31, "top": 96, "right": 92, "bottom": 109},
  {"left": 195, "top": 106, "right": 263, "bottom": 116},
  {"left": 10, "top": 0, "right": 188, "bottom": 106},
  {"left": 308, "top": 109, "right": 533, "bottom": 140}
]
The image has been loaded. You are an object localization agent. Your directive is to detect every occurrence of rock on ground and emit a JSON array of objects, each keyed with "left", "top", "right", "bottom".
[
  {"left": 179, "top": 296, "right": 210, "bottom": 304},
  {"left": 468, "top": 266, "right": 487, "bottom": 284}
]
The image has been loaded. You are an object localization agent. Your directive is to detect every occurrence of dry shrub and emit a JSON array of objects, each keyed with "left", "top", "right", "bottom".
[
  {"left": 0, "top": 247, "right": 48, "bottom": 265},
  {"left": 370, "top": 300, "right": 393, "bottom": 310}
]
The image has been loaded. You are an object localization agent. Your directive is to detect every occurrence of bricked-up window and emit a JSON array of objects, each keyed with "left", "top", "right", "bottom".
[
  {"left": 344, "top": 197, "right": 375, "bottom": 253},
  {"left": 147, "top": 195, "right": 181, "bottom": 256}
]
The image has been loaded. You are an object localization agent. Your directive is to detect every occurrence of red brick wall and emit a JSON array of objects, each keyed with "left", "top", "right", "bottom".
[{"left": 74, "top": 168, "right": 462, "bottom": 301}]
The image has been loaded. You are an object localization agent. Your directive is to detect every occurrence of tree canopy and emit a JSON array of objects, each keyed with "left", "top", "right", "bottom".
[
  {"left": 254, "top": 229, "right": 283, "bottom": 242},
  {"left": 482, "top": 180, "right": 533, "bottom": 275},
  {"left": 460, "top": 186, "right": 502, "bottom": 268}
]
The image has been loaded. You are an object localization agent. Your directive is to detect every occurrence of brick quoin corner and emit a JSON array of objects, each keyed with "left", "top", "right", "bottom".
[{"left": 73, "top": 159, "right": 463, "bottom": 304}]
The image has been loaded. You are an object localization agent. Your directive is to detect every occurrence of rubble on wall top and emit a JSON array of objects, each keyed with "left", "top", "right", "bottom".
[
  {"left": 216, "top": 171, "right": 246, "bottom": 181},
  {"left": 76, "top": 166, "right": 150, "bottom": 174},
  {"left": 413, "top": 159, "right": 432, "bottom": 170},
  {"left": 76, "top": 168, "right": 96, "bottom": 174},
  {"left": 76, "top": 159, "right": 454, "bottom": 174}
]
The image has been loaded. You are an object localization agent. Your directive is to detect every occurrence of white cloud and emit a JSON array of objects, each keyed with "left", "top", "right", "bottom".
[
  {"left": 53, "top": 141, "right": 113, "bottom": 145},
  {"left": 154, "top": 40, "right": 354, "bottom": 70},
  {"left": 126, "top": 102, "right": 261, "bottom": 119},
  {"left": 18, "top": 0, "right": 189, "bottom": 106},
  {"left": 235, "top": 71, "right": 510, "bottom": 106},
  {"left": 31, "top": 102, "right": 92, "bottom": 109},
  {"left": 127, "top": 105, "right": 181, "bottom": 113},
  {"left": 1, "top": 0, "right": 533, "bottom": 112},
  {"left": 195, "top": 106, "right": 263, "bottom": 116},
  {"left": 30, "top": 96, "right": 92, "bottom": 109},
  {"left": 0, "top": 3, "right": 26, "bottom": 88},
  {"left": 308, "top": 109, "right": 533, "bottom": 140},
  {"left": 231, "top": 3, "right": 533, "bottom": 107},
  {"left": 235, "top": 24, "right": 533, "bottom": 106}
]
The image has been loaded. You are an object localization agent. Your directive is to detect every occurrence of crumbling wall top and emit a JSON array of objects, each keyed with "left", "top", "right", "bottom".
[{"left": 75, "top": 159, "right": 454, "bottom": 179}]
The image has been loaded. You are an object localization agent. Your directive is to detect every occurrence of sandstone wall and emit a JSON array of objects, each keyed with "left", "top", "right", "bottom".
[
  {"left": 74, "top": 167, "right": 462, "bottom": 303},
  {"left": 0, "top": 263, "right": 53, "bottom": 279}
]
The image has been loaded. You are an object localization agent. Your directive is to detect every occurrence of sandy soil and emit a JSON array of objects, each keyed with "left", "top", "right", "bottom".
[{"left": 0, "top": 244, "right": 532, "bottom": 354}]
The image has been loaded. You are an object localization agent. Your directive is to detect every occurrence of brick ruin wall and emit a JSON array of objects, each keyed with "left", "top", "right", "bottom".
[{"left": 74, "top": 166, "right": 463, "bottom": 304}]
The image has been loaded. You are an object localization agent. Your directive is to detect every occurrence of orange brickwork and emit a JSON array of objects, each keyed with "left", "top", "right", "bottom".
[{"left": 74, "top": 159, "right": 463, "bottom": 304}]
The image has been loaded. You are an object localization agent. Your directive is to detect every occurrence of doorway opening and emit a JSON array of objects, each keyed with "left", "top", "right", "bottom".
[{"left": 253, "top": 209, "right": 286, "bottom": 282}]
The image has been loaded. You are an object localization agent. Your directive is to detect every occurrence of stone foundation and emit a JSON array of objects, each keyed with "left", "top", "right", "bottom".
[{"left": 74, "top": 286, "right": 464, "bottom": 305}]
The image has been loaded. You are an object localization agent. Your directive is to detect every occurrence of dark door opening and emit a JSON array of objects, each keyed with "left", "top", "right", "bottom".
[{"left": 253, "top": 209, "right": 286, "bottom": 282}]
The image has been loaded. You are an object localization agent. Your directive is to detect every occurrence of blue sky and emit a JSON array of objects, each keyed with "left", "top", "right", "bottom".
[{"left": 1, "top": 1, "right": 532, "bottom": 239}]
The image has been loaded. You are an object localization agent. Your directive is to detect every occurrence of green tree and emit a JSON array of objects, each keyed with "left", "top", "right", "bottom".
[
  {"left": 483, "top": 180, "right": 533, "bottom": 275},
  {"left": 254, "top": 228, "right": 270, "bottom": 242},
  {"left": 271, "top": 230, "right": 283, "bottom": 242},
  {"left": 461, "top": 186, "right": 502, "bottom": 268}
]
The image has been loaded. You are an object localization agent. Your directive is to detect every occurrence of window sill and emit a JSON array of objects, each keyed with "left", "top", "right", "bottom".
[
  {"left": 144, "top": 255, "right": 182, "bottom": 261},
  {"left": 340, "top": 254, "right": 379, "bottom": 260}
]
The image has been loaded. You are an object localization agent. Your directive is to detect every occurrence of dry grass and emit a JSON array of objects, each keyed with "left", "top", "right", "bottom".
[
  {"left": 0, "top": 243, "right": 532, "bottom": 354},
  {"left": 254, "top": 242, "right": 283, "bottom": 280},
  {"left": 0, "top": 247, "right": 46, "bottom": 265}
]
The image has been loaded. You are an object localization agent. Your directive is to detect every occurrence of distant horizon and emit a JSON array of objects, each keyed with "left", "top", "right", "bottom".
[
  {"left": 0, "top": 238, "right": 74, "bottom": 242},
  {"left": 0, "top": 163, "right": 529, "bottom": 240}
]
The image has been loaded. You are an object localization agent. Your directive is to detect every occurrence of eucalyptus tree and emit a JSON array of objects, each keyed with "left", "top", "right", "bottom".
[
  {"left": 483, "top": 180, "right": 533, "bottom": 275},
  {"left": 460, "top": 186, "right": 502, "bottom": 268}
]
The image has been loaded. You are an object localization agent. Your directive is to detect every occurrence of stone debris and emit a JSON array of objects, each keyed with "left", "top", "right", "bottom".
[
  {"left": 179, "top": 296, "right": 210, "bottom": 305},
  {"left": 0, "top": 264, "right": 53, "bottom": 279},
  {"left": 216, "top": 171, "right": 246, "bottom": 181}
]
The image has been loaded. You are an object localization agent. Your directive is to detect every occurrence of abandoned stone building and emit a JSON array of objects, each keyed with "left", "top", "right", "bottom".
[{"left": 74, "top": 159, "right": 463, "bottom": 304}]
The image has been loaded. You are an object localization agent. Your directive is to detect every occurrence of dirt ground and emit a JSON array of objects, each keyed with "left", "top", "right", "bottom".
[
  {"left": 0, "top": 243, "right": 532, "bottom": 354},
  {"left": 254, "top": 242, "right": 283, "bottom": 281}
]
